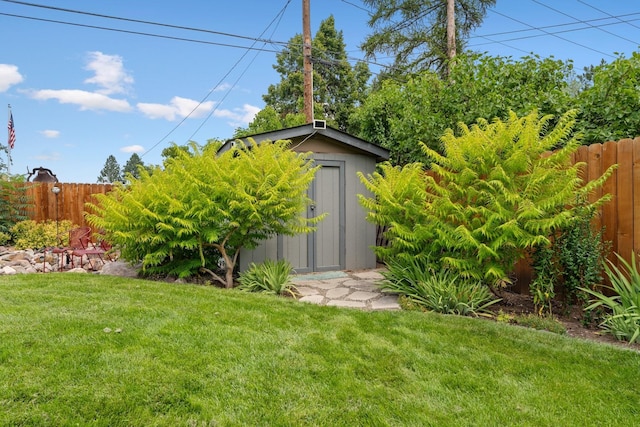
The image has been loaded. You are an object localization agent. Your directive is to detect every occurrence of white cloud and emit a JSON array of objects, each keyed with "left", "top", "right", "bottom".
[
  {"left": 137, "top": 96, "right": 215, "bottom": 121},
  {"left": 0, "top": 64, "right": 24, "bottom": 92},
  {"left": 34, "top": 152, "right": 61, "bottom": 162},
  {"left": 84, "top": 51, "right": 133, "bottom": 95},
  {"left": 29, "top": 89, "right": 132, "bottom": 112},
  {"left": 121, "top": 145, "right": 144, "bottom": 153},
  {"left": 40, "top": 130, "right": 60, "bottom": 138},
  {"left": 214, "top": 83, "right": 232, "bottom": 92},
  {"left": 214, "top": 103, "right": 260, "bottom": 127}
]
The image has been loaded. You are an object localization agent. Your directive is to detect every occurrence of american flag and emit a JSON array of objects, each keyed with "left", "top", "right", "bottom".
[{"left": 8, "top": 110, "right": 15, "bottom": 149}]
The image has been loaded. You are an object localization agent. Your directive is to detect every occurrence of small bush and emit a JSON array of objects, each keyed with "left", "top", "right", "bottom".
[
  {"left": 10, "top": 220, "right": 75, "bottom": 249},
  {"left": 0, "top": 231, "right": 11, "bottom": 246},
  {"left": 381, "top": 258, "right": 500, "bottom": 317},
  {"left": 582, "top": 252, "right": 640, "bottom": 344},
  {"left": 237, "top": 259, "right": 297, "bottom": 297}
]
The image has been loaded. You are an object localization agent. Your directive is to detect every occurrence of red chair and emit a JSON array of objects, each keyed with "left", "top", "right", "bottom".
[
  {"left": 51, "top": 227, "right": 91, "bottom": 270},
  {"left": 72, "top": 230, "right": 115, "bottom": 270}
]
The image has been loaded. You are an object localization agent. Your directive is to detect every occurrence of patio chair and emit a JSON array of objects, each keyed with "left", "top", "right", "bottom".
[
  {"left": 51, "top": 226, "right": 91, "bottom": 270},
  {"left": 71, "top": 230, "right": 115, "bottom": 270}
]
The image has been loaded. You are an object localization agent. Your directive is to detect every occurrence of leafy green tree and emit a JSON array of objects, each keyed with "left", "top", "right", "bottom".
[
  {"left": 122, "top": 153, "right": 145, "bottom": 181},
  {"left": 97, "top": 155, "right": 122, "bottom": 183},
  {"left": 262, "top": 15, "right": 370, "bottom": 131},
  {"left": 361, "top": 0, "right": 496, "bottom": 76},
  {"left": 576, "top": 52, "right": 640, "bottom": 144},
  {"left": 359, "top": 110, "right": 615, "bottom": 285},
  {"left": 87, "top": 140, "right": 322, "bottom": 288},
  {"left": 234, "top": 106, "right": 306, "bottom": 138},
  {"left": 351, "top": 53, "right": 574, "bottom": 164}
]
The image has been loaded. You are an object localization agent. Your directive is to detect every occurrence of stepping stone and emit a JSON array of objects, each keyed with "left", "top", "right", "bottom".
[
  {"left": 347, "top": 291, "right": 380, "bottom": 301},
  {"left": 296, "top": 286, "right": 320, "bottom": 296},
  {"left": 352, "top": 270, "right": 385, "bottom": 280},
  {"left": 371, "top": 296, "right": 401, "bottom": 310},
  {"left": 325, "top": 287, "right": 350, "bottom": 299}
]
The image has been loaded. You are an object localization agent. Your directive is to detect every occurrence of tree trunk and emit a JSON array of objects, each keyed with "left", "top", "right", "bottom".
[{"left": 446, "top": 0, "right": 456, "bottom": 77}]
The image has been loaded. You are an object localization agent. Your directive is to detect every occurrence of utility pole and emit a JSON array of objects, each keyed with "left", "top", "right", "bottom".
[
  {"left": 302, "top": 0, "right": 313, "bottom": 122},
  {"left": 446, "top": 0, "right": 456, "bottom": 77}
]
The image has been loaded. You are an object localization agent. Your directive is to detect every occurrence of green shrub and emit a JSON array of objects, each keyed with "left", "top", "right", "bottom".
[
  {"left": 360, "top": 110, "right": 615, "bottom": 285},
  {"left": 582, "top": 253, "right": 640, "bottom": 344},
  {"left": 237, "top": 259, "right": 297, "bottom": 297},
  {"left": 0, "top": 231, "right": 11, "bottom": 246},
  {"left": 10, "top": 220, "right": 75, "bottom": 249},
  {"left": 0, "top": 178, "right": 30, "bottom": 234},
  {"left": 87, "top": 140, "right": 321, "bottom": 288},
  {"left": 381, "top": 258, "right": 500, "bottom": 317}
]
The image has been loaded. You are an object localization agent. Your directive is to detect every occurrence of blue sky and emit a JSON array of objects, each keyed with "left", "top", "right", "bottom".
[{"left": 1, "top": 0, "right": 639, "bottom": 183}]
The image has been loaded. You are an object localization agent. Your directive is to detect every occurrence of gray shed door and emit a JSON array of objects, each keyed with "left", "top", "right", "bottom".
[{"left": 280, "top": 160, "right": 345, "bottom": 273}]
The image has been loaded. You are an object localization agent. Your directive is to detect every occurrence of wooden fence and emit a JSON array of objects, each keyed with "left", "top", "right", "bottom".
[{"left": 22, "top": 182, "right": 113, "bottom": 228}]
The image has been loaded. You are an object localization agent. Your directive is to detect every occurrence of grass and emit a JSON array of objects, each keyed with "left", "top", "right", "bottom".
[{"left": 1, "top": 274, "right": 639, "bottom": 426}]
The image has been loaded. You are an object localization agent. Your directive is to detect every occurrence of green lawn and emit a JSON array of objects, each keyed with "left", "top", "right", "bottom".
[{"left": 1, "top": 274, "right": 639, "bottom": 426}]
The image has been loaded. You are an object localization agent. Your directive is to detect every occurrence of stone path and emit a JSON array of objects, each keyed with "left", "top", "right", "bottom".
[{"left": 292, "top": 269, "right": 400, "bottom": 311}]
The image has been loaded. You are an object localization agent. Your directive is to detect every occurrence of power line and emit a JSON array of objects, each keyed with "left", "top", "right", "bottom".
[
  {"left": 471, "top": 12, "right": 640, "bottom": 40},
  {"left": 0, "top": 0, "right": 289, "bottom": 47},
  {"left": 0, "top": 12, "right": 284, "bottom": 53},
  {"left": 577, "top": 0, "right": 640, "bottom": 30},
  {"left": 486, "top": 8, "right": 616, "bottom": 58},
  {"left": 531, "top": 0, "right": 639, "bottom": 45},
  {"left": 142, "top": 0, "right": 294, "bottom": 156}
]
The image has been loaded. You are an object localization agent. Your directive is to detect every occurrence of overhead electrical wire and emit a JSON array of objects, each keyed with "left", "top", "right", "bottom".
[
  {"left": 577, "top": 0, "right": 640, "bottom": 30},
  {"left": 142, "top": 0, "right": 293, "bottom": 156},
  {"left": 531, "top": 0, "right": 639, "bottom": 45}
]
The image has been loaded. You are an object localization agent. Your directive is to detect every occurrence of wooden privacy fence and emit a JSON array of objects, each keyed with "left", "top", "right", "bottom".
[{"left": 22, "top": 183, "right": 113, "bottom": 228}]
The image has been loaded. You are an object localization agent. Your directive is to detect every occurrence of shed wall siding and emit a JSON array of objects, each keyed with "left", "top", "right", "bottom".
[{"left": 238, "top": 152, "right": 377, "bottom": 273}]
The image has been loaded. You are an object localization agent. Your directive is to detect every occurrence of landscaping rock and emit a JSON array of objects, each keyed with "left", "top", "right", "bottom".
[{"left": 100, "top": 260, "right": 139, "bottom": 278}]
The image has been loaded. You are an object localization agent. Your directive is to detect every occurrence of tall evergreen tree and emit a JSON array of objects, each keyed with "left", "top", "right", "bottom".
[
  {"left": 361, "top": 0, "right": 496, "bottom": 76},
  {"left": 261, "top": 15, "right": 370, "bottom": 132},
  {"left": 122, "top": 153, "right": 145, "bottom": 181},
  {"left": 97, "top": 155, "right": 122, "bottom": 183}
]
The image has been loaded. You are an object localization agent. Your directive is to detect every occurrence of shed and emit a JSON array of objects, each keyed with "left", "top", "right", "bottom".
[{"left": 219, "top": 123, "right": 390, "bottom": 274}]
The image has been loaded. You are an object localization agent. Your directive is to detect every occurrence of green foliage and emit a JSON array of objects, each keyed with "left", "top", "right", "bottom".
[
  {"left": 0, "top": 178, "right": 30, "bottom": 234},
  {"left": 582, "top": 253, "right": 640, "bottom": 344},
  {"left": 360, "top": 110, "right": 616, "bottom": 285},
  {"left": 361, "top": 0, "right": 496, "bottom": 76},
  {"left": 122, "top": 153, "right": 145, "bottom": 181},
  {"left": 577, "top": 52, "right": 640, "bottom": 144},
  {"left": 530, "top": 244, "right": 556, "bottom": 316},
  {"left": 234, "top": 106, "right": 306, "bottom": 138},
  {"left": 0, "top": 231, "right": 11, "bottom": 245},
  {"left": 237, "top": 259, "right": 297, "bottom": 297},
  {"left": 10, "top": 219, "right": 75, "bottom": 249},
  {"left": 351, "top": 53, "right": 574, "bottom": 165},
  {"left": 86, "top": 140, "right": 321, "bottom": 288},
  {"left": 381, "top": 258, "right": 500, "bottom": 317},
  {"left": 97, "top": 154, "right": 123, "bottom": 183},
  {"left": 531, "top": 199, "right": 609, "bottom": 315},
  {"left": 261, "top": 16, "right": 370, "bottom": 131}
]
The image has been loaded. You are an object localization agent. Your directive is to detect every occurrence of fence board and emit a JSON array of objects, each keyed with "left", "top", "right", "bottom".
[
  {"left": 588, "top": 143, "right": 603, "bottom": 231},
  {"left": 601, "top": 140, "right": 618, "bottom": 266},
  {"left": 22, "top": 183, "right": 112, "bottom": 228}
]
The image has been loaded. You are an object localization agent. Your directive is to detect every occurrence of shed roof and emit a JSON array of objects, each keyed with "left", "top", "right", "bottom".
[{"left": 220, "top": 123, "right": 390, "bottom": 162}]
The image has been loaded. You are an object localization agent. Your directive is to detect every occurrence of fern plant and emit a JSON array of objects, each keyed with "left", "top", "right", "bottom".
[{"left": 360, "top": 110, "right": 616, "bottom": 285}]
